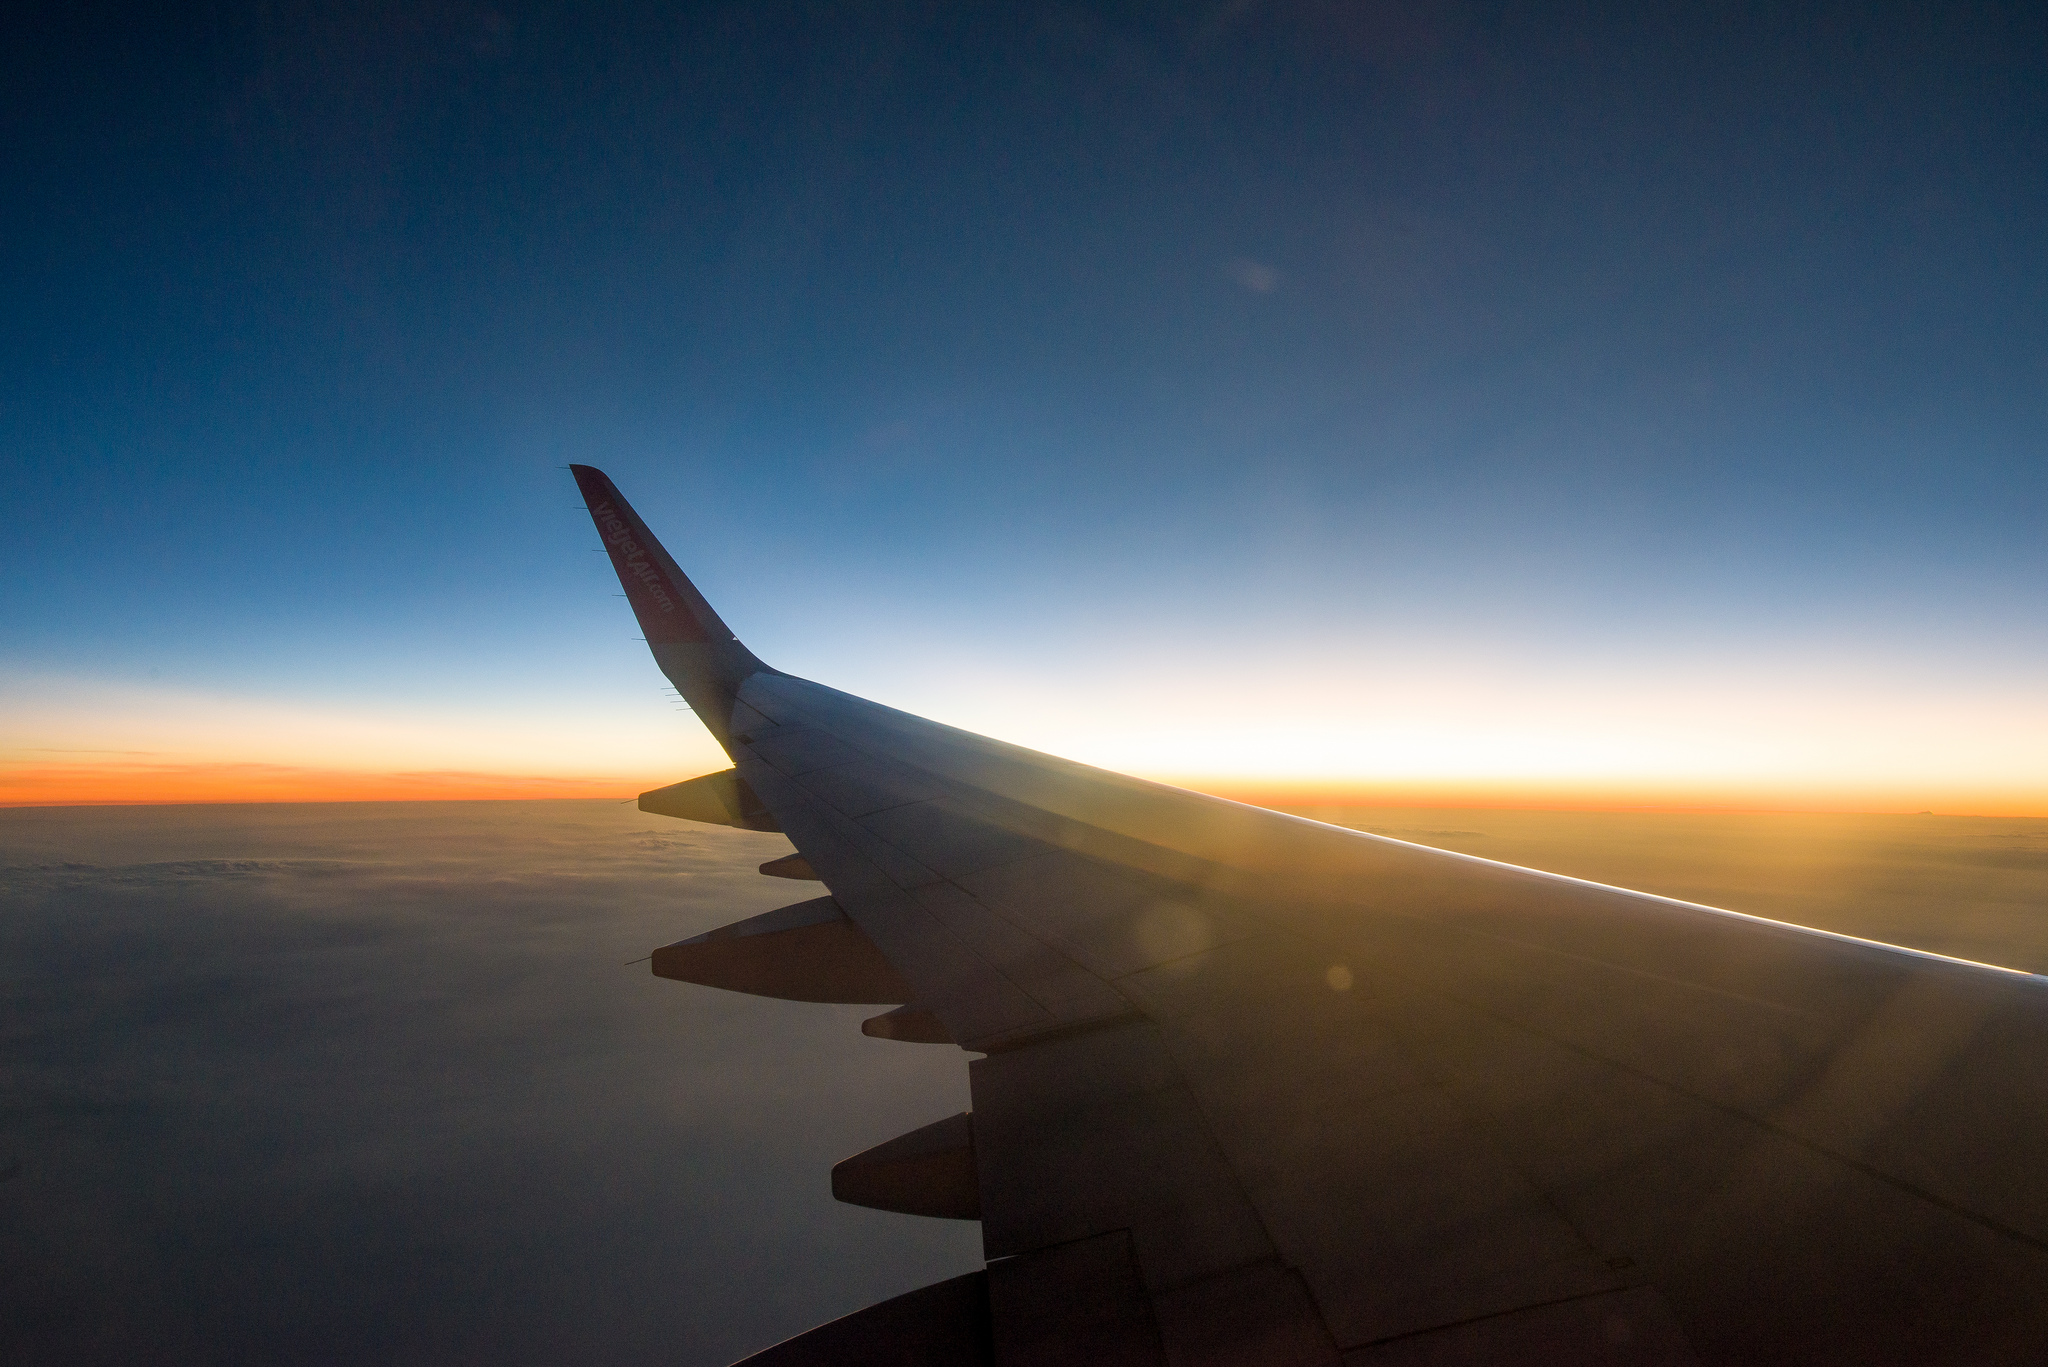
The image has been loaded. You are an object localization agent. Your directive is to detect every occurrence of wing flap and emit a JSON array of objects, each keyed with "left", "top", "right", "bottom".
[{"left": 986, "top": 1232, "right": 1169, "bottom": 1367}]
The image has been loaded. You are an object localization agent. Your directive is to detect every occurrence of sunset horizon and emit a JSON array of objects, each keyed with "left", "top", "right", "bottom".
[{"left": 9, "top": 762, "right": 2044, "bottom": 819}]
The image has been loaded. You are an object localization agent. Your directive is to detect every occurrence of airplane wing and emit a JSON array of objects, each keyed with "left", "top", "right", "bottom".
[{"left": 571, "top": 466, "right": 2048, "bottom": 1366}]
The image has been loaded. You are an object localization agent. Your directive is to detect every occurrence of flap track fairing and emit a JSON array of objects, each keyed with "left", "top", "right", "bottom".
[
  {"left": 758, "top": 852, "right": 821, "bottom": 880},
  {"left": 862, "top": 1004, "right": 954, "bottom": 1044},
  {"left": 649, "top": 897, "right": 913, "bottom": 1004},
  {"left": 638, "top": 769, "right": 780, "bottom": 831},
  {"left": 831, "top": 1112, "right": 980, "bottom": 1220}
]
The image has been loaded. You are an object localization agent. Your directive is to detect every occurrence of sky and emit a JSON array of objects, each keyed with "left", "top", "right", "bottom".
[{"left": 4, "top": 1, "right": 2046, "bottom": 812}]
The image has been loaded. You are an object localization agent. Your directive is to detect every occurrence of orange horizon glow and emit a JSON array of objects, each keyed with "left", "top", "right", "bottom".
[
  {"left": 6, "top": 760, "right": 2046, "bottom": 818},
  {"left": 0, "top": 761, "right": 658, "bottom": 808},
  {"left": 10, "top": 665, "right": 2048, "bottom": 817}
]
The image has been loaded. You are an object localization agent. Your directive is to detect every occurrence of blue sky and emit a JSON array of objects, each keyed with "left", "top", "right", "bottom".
[{"left": 4, "top": 2, "right": 2046, "bottom": 808}]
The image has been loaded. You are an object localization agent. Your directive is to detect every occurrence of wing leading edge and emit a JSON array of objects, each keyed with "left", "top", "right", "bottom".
[{"left": 571, "top": 468, "right": 2048, "bottom": 1366}]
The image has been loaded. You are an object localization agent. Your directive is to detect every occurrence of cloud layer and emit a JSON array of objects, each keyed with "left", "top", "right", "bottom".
[
  {"left": 0, "top": 800, "right": 979, "bottom": 1366},
  {"left": 6, "top": 797, "right": 2047, "bottom": 1363}
]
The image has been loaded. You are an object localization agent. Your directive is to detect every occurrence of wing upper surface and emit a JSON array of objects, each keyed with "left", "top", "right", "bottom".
[
  {"left": 730, "top": 671, "right": 2048, "bottom": 1364},
  {"left": 575, "top": 471, "right": 2048, "bottom": 1365}
]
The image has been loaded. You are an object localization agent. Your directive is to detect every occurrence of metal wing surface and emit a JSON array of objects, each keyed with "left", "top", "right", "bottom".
[{"left": 571, "top": 467, "right": 2048, "bottom": 1366}]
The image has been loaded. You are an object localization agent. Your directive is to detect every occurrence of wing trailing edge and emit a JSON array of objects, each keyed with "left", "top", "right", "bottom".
[{"left": 732, "top": 1273, "right": 992, "bottom": 1367}]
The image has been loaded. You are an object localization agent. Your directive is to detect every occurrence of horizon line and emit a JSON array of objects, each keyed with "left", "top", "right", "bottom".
[{"left": 3, "top": 791, "right": 2041, "bottom": 821}]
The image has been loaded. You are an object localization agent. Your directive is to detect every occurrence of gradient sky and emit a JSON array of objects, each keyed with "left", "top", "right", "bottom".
[{"left": 5, "top": 2, "right": 2046, "bottom": 811}]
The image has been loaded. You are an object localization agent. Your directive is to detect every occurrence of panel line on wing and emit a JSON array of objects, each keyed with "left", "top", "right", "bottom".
[{"left": 1474, "top": 988, "right": 2048, "bottom": 1257}]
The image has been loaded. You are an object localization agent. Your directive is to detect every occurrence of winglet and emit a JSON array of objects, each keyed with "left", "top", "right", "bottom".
[{"left": 571, "top": 465, "right": 774, "bottom": 753}]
